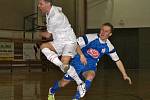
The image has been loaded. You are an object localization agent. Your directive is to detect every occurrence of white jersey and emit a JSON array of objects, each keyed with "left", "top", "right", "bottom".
[{"left": 46, "top": 6, "right": 76, "bottom": 43}]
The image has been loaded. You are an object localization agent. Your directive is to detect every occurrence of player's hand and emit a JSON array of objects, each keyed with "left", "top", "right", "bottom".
[
  {"left": 123, "top": 75, "right": 132, "bottom": 85},
  {"left": 80, "top": 54, "right": 87, "bottom": 65},
  {"left": 39, "top": 32, "right": 52, "bottom": 38}
]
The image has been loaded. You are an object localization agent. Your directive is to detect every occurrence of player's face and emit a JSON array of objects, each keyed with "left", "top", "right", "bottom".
[
  {"left": 38, "top": 0, "right": 50, "bottom": 14},
  {"left": 99, "top": 25, "right": 112, "bottom": 41}
]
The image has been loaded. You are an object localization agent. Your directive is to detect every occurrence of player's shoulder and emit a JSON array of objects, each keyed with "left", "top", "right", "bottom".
[
  {"left": 106, "top": 39, "right": 115, "bottom": 51},
  {"left": 77, "top": 33, "right": 98, "bottom": 47},
  {"left": 52, "top": 6, "right": 62, "bottom": 12},
  {"left": 85, "top": 33, "right": 98, "bottom": 38},
  {"left": 50, "top": 6, "right": 63, "bottom": 17},
  {"left": 106, "top": 39, "right": 111, "bottom": 44},
  {"left": 47, "top": 6, "right": 56, "bottom": 17},
  {"left": 85, "top": 33, "right": 98, "bottom": 42}
]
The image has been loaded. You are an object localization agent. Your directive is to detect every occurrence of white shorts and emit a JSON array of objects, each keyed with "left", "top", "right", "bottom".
[{"left": 50, "top": 41, "right": 77, "bottom": 57}]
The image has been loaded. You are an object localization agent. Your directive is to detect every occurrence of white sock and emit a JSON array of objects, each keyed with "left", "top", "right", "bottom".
[
  {"left": 67, "top": 65, "right": 83, "bottom": 85},
  {"left": 41, "top": 48, "right": 64, "bottom": 72}
]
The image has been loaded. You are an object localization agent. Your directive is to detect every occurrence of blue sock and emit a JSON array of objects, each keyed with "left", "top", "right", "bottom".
[
  {"left": 49, "top": 81, "right": 60, "bottom": 94},
  {"left": 85, "top": 80, "right": 92, "bottom": 91},
  {"left": 72, "top": 91, "right": 80, "bottom": 100}
]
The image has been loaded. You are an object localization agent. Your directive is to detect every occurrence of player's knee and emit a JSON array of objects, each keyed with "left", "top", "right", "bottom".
[
  {"left": 86, "top": 72, "right": 95, "bottom": 81},
  {"left": 61, "top": 56, "right": 71, "bottom": 64},
  {"left": 60, "top": 83, "right": 66, "bottom": 88},
  {"left": 63, "top": 64, "right": 70, "bottom": 73},
  {"left": 87, "top": 76, "right": 95, "bottom": 81},
  {"left": 58, "top": 81, "right": 68, "bottom": 88}
]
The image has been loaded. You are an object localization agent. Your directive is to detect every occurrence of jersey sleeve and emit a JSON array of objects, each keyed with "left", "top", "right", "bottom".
[
  {"left": 77, "top": 33, "right": 98, "bottom": 48},
  {"left": 77, "top": 36, "right": 86, "bottom": 48},
  {"left": 47, "top": 27, "right": 52, "bottom": 33},
  {"left": 106, "top": 40, "right": 120, "bottom": 62}
]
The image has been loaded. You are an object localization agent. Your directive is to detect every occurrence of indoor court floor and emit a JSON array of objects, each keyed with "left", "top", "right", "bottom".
[{"left": 0, "top": 68, "right": 149, "bottom": 100}]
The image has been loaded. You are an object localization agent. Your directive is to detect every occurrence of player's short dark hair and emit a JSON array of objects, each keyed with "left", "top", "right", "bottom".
[
  {"left": 102, "top": 22, "right": 114, "bottom": 32},
  {"left": 44, "top": 0, "right": 53, "bottom": 3},
  {"left": 42, "top": 0, "right": 53, "bottom": 5}
]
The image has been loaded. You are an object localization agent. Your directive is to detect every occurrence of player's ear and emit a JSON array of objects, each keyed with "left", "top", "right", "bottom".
[
  {"left": 46, "top": 0, "right": 51, "bottom": 5},
  {"left": 47, "top": 2, "right": 51, "bottom": 5},
  {"left": 109, "top": 33, "right": 112, "bottom": 36}
]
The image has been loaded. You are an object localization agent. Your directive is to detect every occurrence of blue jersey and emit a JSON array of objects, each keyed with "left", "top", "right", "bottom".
[
  {"left": 64, "top": 33, "right": 120, "bottom": 80},
  {"left": 77, "top": 33, "right": 119, "bottom": 62},
  {"left": 81, "top": 38, "right": 110, "bottom": 64}
]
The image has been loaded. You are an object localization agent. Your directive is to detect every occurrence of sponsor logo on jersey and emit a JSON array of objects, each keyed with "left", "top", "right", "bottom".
[
  {"left": 87, "top": 48, "right": 100, "bottom": 58},
  {"left": 101, "top": 48, "right": 106, "bottom": 53},
  {"left": 65, "top": 74, "right": 69, "bottom": 78}
]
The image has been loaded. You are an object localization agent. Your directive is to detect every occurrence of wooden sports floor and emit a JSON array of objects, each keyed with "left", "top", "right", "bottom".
[{"left": 0, "top": 68, "right": 149, "bottom": 100}]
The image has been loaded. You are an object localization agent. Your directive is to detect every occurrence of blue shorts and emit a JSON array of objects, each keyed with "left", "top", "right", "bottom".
[{"left": 64, "top": 55, "right": 97, "bottom": 81}]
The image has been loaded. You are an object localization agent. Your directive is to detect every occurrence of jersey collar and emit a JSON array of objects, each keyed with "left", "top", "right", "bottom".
[
  {"left": 46, "top": 5, "right": 54, "bottom": 18},
  {"left": 97, "top": 33, "right": 108, "bottom": 44},
  {"left": 99, "top": 37, "right": 110, "bottom": 44}
]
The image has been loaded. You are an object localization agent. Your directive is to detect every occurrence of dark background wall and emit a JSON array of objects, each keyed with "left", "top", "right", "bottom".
[
  {"left": 0, "top": 0, "right": 34, "bottom": 30},
  {"left": 87, "top": 28, "right": 150, "bottom": 69},
  {"left": 139, "top": 28, "right": 150, "bottom": 68}
]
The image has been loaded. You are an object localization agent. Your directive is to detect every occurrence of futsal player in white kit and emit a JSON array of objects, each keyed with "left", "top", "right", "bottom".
[{"left": 38, "top": 0, "right": 86, "bottom": 99}]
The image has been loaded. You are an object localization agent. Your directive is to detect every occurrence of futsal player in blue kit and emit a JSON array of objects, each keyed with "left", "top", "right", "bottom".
[{"left": 48, "top": 23, "right": 132, "bottom": 100}]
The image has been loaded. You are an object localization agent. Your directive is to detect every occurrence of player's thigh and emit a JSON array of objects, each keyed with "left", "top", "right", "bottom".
[
  {"left": 61, "top": 56, "right": 71, "bottom": 65},
  {"left": 61, "top": 43, "right": 77, "bottom": 64},
  {"left": 62, "top": 43, "right": 77, "bottom": 58}
]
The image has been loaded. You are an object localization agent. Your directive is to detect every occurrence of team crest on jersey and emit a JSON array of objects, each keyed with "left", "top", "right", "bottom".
[
  {"left": 87, "top": 48, "right": 100, "bottom": 58},
  {"left": 101, "top": 48, "right": 106, "bottom": 53}
]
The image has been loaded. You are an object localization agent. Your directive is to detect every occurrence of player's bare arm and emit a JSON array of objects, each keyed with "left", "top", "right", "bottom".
[
  {"left": 76, "top": 44, "right": 87, "bottom": 65},
  {"left": 115, "top": 60, "right": 132, "bottom": 85},
  {"left": 39, "top": 31, "right": 52, "bottom": 38}
]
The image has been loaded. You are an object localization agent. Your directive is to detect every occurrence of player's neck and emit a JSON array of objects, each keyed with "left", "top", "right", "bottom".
[
  {"left": 46, "top": 5, "right": 52, "bottom": 14},
  {"left": 99, "top": 37, "right": 107, "bottom": 43}
]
